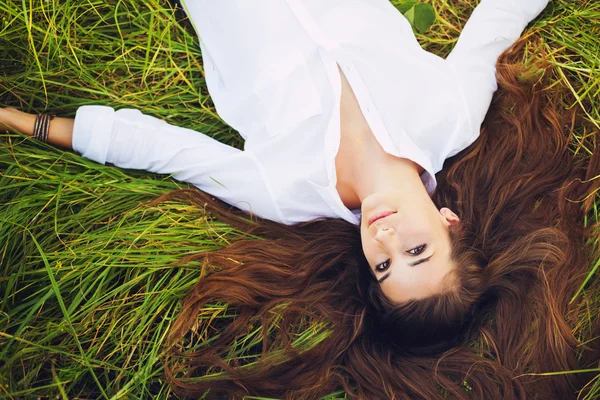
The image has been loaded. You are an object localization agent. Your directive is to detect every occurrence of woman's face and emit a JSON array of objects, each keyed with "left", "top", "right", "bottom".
[{"left": 360, "top": 192, "right": 460, "bottom": 303}]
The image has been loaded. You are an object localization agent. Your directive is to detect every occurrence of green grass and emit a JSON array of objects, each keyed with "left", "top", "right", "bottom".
[{"left": 0, "top": 0, "right": 599, "bottom": 398}]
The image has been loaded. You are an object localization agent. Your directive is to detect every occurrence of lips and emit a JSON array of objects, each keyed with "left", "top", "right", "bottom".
[{"left": 368, "top": 211, "right": 396, "bottom": 227}]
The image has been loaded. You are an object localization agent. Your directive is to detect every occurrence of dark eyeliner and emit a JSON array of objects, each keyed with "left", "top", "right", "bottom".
[
  {"left": 376, "top": 259, "right": 391, "bottom": 272},
  {"left": 407, "top": 244, "right": 426, "bottom": 255}
]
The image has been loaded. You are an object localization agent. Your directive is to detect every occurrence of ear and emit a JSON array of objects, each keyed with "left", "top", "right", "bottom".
[{"left": 439, "top": 207, "right": 460, "bottom": 226}]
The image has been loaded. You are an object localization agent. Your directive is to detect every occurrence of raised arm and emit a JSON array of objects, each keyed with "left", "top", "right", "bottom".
[
  {"left": 445, "top": 0, "right": 549, "bottom": 140},
  {"left": 1, "top": 105, "right": 281, "bottom": 221},
  {"left": 447, "top": 0, "right": 549, "bottom": 67}
]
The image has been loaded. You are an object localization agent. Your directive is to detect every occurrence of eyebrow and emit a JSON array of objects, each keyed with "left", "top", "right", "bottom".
[
  {"left": 377, "top": 254, "right": 434, "bottom": 284},
  {"left": 410, "top": 254, "right": 434, "bottom": 267}
]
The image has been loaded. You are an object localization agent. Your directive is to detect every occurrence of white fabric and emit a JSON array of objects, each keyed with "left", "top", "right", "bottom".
[{"left": 72, "top": 0, "right": 549, "bottom": 225}]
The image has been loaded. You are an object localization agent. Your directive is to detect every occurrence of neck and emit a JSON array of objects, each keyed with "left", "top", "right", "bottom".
[
  {"left": 336, "top": 131, "right": 427, "bottom": 209},
  {"left": 335, "top": 67, "right": 427, "bottom": 209},
  {"left": 354, "top": 153, "right": 426, "bottom": 203}
]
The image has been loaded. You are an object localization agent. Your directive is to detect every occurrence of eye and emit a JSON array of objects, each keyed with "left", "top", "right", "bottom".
[
  {"left": 407, "top": 244, "right": 426, "bottom": 256},
  {"left": 375, "top": 259, "right": 391, "bottom": 272}
]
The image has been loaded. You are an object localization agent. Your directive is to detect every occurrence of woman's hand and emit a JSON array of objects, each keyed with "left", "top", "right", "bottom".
[
  {"left": 0, "top": 107, "right": 74, "bottom": 149},
  {"left": 0, "top": 107, "right": 37, "bottom": 136}
]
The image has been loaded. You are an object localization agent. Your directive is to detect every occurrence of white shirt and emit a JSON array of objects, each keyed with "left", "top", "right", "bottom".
[{"left": 72, "top": 0, "right": 549, "bottom": 225}]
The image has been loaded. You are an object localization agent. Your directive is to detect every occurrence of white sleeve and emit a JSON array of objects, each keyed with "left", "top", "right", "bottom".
[
  {"left": 447, "top": 0, "right": 548, "bottom": 67},
  {"left": 72, "top": 105, "right": 282, "bottom": 221},
  {"left": 446, "top": 0, "right": 549, "bottom": 133}
]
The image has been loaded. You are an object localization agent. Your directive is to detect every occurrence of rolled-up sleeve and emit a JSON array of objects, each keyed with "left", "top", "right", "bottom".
[
  {"left": 72, "top": 105, "right": 283, "bottom": 221},
  {"left": 73, "top": 105, "right": 242, "bottom": 171}
]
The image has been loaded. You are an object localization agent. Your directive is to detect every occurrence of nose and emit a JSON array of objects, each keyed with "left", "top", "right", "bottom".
[{"left": 374, "top": 226, "right": 395, "bottom": 246}]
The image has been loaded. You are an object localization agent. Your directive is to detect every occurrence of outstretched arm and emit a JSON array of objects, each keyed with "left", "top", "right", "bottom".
[
  {"left": 1, "top": 105, "right": 280, "bottom": 220},
  {"left": 0, "top": 105, "right": 242, "bottom": 171}
]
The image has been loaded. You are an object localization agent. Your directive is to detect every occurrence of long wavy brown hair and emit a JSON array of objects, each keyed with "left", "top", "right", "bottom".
[{"left": 160, "top": 39, "right": 600, "bottom": 399}]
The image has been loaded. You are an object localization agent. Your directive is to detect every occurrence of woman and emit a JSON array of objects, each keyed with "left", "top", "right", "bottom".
[{"left": 1, "top": 0, "right": 599, "bottom": 398}]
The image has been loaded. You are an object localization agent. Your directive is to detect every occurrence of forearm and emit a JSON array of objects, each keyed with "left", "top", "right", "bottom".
[{"left": 0, "top": 107, "right": 74, "bottom": 149}]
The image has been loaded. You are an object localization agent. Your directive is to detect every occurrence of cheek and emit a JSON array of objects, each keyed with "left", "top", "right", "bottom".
[
  {"left": 360, "top": 236, "right": 371, "bottom": 258},
  {"left": 393, "top": 221, "right": 433, "bottom": 242},
  {"left": 394, "top": 218, "right": 426, "bottom": 233},
  {"left": 359, "top": 232, "right": 375, "bottom": 261},
  {"left": 359, "top": 225, "right": 368, "bottom": 248}
]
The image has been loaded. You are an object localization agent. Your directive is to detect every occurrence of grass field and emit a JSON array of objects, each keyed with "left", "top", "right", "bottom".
[{"left": 1, "top": 0, "right": 599, "bottom": 398}]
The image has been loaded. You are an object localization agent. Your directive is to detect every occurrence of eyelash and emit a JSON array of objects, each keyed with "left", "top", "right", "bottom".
[
  {"left": 375, "top": 259, "right": 390, "bottom": 272},
  {"left": 375, "top": 244, "right": 427, "bottom": 272},
  {"left": 408, "top": 244, "right": 427, "bottom": 256}
]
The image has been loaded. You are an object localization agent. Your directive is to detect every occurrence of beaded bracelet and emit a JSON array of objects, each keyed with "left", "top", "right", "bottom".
[{"left": 32, "top": 113, "right": 55, "bottom": 143}]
